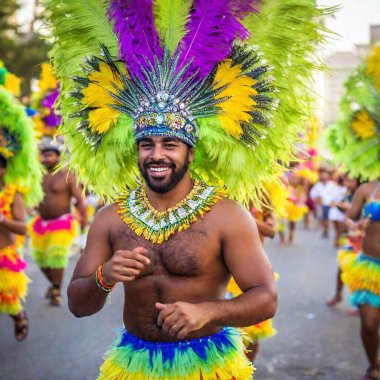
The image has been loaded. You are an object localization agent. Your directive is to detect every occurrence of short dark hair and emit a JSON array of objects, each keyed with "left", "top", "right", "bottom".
[{"left": 0, "top": 155, "right": 7, "bottom": 169}]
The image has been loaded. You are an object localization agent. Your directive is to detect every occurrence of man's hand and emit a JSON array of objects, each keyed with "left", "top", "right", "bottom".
[
  {"left": 102, "top": 247, "right": 150, "bottom": 285},
  {"left": 156, "top": 301, "right": 211, "bottom": 339}
]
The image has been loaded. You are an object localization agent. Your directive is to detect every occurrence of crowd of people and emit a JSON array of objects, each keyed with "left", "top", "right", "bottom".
[{"left": 0, "top": 1, "right": 379, "bottom": 380}]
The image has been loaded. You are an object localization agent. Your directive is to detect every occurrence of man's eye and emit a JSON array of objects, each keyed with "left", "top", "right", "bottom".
[
  {"left": 165, "top": 144, "right": 177, "bottom": 148},
  {"left": 140, "top": 144, "right": 153, "bottom": 148}
]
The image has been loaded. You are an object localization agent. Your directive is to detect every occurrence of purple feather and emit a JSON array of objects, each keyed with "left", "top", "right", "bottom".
[
  {"left": 108, "top": 0, "right": 162, "bottom": 78},
  {"left": 229, "top": 0, "right": 260, "bottom": 19},
  {"left": 41, "top": 88, "right": 61, "bottom": 128},
  {"left": 178, "top": 0, "right": 249, "bottom": 79}
]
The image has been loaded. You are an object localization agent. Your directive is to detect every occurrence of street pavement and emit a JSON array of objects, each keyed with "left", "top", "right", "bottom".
[{"left": 0, "top": 223, "right": 367, "bottom": 380}]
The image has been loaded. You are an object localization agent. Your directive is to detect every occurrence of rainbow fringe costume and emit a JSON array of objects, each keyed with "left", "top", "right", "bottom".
[
  {"left": 0, "top": 185, "right": 30, "bottom": 315},
  {"left": 98, "top": 327, "right": 254, "bottom": 380},
  {"left": 340, "top": 253, "right": 380, "bottom": 308},
  {"left": 0, "top": 244, "right": 29, "bottom": 315},
  {"left": 227, "top": 278, "right": 276, "bottom": 343},
  {"left": 30, "top": 213, "right": 77, "bottom": 269}
]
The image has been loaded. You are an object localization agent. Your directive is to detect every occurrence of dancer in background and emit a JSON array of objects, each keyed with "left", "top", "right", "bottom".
[
  {"left": 326, "top": 176, "right": 361, "bottom": 308},
  {"left": 324, "top": 43, "right": 380, "bottom": 380},
  {"left": 30, "top": 142, "right": 86, "bottom": 306},
  {"left": 0, "top": 82, "right": 43, "bottom": 341}
]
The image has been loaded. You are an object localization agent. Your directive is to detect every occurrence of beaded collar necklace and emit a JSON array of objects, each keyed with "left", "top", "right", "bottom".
[{"left": 117, "top": 180, "right": 226, "bottom": 244}]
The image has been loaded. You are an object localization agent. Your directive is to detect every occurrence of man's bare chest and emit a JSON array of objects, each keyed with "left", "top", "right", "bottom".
[
  {"left": 42, "top": 173, "right": 68, "bottom": 195},
  {"left": 111, "top": 221, "right": 220, "bottom": 277}
]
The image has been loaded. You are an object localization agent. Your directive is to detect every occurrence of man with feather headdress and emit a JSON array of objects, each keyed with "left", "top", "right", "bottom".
[{"left": 46, "top": 0, "right": 332, "bottom": 377}]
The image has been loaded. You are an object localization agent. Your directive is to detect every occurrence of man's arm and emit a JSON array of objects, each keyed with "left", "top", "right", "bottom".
[
  {"left": 156, "top": 201, "right": 278, "bottom": 339},
  {"left": 68, "top": 173, "right": 87, "bottom": 230},
  {"left": 0, "top": 192, "right": 27, "bottom": 235},
  {"left": 256, "top": 211, "right": 276, "bottom": 239},
  {"left": 67, "top": 205, "right": 150, "bottom": 317},
  {"left": 206, "top": 201, "right": 277, "bottom": 326}
]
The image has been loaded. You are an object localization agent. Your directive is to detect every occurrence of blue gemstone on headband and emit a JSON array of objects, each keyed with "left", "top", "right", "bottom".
[{"left": 156, "top": 114, "right": 164, "bottom": 124}]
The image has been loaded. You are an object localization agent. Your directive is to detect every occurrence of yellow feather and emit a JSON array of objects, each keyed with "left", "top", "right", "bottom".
[
  {"left": 367, "top": 45, "right": 380, "bottom": 90},
  {"left": 38, "top": 63, "right": 58, "bottom": 93},
  {"left": 82, "top": 62, "right": 125, "bottom": 134},
  {"left": 213, "top": 60, "right": 257, "bottom": 138},
  {"left": 351, "top": 110, "right": 377, "bottom": 139},
  {"left": 4, "top": 73, "right": 21, "bottom": 97},
  {"left": 88, "top": 107, "right": 120, "bottom": 134}
]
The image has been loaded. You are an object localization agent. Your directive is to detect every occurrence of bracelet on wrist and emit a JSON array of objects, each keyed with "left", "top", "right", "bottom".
[{"left": 95, "top": 265, "right": 115, "bottom": 293}]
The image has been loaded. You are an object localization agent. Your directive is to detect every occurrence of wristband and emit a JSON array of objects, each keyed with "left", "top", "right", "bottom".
[{"left": 95, "top": 265, "right": 115, "bottom": 293}]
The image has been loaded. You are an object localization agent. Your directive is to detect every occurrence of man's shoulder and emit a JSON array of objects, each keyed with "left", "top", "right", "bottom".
[{"left": 209, "top": 197, "right": 250, "bottom": 221}]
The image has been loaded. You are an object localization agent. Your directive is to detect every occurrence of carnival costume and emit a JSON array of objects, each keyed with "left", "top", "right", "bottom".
[
  {"left": 0, "top": 71, "right": 43, "bottom": 316},
  {"left": 31, "top": 63, "right": 61, "bottom": 138},
  {"left": 30, "top": 213, "right": 78, "bottom": 269},
  {"left": 324, "top": 45, "right": 380, "bottom": 181},
  {"left": 325, "top": 45, "right": 380, "bottom": 309},
  {"left": 47, "top": 0, "right": 331, "bottom": 377}
]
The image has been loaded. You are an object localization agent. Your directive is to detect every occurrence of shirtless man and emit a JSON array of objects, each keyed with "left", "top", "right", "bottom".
[
  {"left": 68, "top": 136, "right": 278, "bottom": 379},
  {"left": 31, "top": 143, "right": 86, "bottom": 306},
  {"left": 344, "top": 180, "right": 380, "bottom": 380}
]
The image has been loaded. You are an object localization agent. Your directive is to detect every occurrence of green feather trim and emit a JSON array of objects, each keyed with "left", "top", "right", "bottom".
[
  {"left": 242, "top": 0, "right": 336, "bottom": 163},
  {"left": 153, "top": 0, "right": 192, "bottom": 54},
  {"left": 0, "top": 88, "right": 43, "bottom": 206},
  {"left": 45, "top": 0, "right": 118, "bottom": 94}
]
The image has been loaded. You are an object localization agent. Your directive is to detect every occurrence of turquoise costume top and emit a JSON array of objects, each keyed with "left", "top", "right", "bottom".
[{"left": 363, "top": 182, "right": 380, "bottom": 222}]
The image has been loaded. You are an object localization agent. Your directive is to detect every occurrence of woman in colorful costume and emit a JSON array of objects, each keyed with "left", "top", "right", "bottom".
[
  {"left": 324, "top": 44, "right": 380, "bottom": 380},
  {"left": 46, "top": 0, "right": 331, "bottom": 378},
  {"left": 0, "top": 74, "right": 43, "bottom": 341}
]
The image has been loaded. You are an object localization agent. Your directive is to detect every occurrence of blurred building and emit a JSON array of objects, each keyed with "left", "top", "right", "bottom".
[{"left": 320, "top": 25, "right": 379, "bottom": 126}]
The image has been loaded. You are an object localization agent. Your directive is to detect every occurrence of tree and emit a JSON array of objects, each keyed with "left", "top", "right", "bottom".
[{"left": 0, "top": 0, "right": 51, "bottom": 95}]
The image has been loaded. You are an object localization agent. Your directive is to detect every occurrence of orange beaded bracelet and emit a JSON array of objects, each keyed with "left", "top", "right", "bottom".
[{"left": 95, "top": 265, "right": 115, "bottom": 293}]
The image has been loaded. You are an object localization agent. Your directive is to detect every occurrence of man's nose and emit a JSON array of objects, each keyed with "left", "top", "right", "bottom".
[{"left": 151, "top": 145, "right": 165, "bottom": 161}]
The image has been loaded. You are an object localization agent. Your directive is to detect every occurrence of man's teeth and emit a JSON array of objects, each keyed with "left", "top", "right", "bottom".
[{"left": 150, "top": 167, "right": 169, "bottom": 172}]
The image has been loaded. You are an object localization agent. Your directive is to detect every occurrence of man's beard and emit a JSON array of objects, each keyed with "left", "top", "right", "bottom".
[{"left": 139, "top": 157, "right": 190, "bottom": 194}]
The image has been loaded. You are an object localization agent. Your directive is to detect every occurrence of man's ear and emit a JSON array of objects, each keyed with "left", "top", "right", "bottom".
[{"left": 188, "top": 147, "right": 195, "bottom": 163}]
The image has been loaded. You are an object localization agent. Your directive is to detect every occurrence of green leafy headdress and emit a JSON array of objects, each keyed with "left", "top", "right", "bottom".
[
  {"left": 324, "top": 44, "right": 380, "bottom": 181},
  {"left": 46, "top": 0, "right": 332, "bottom": 205}
]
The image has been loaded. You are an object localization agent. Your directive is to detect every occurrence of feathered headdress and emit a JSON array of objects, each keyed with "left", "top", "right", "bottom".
[
  {"left": 46, "top": 0, "right": 332, "bottom": 204},
  {"left": 32, "top": 63, "right": 61, "bottom": 137},
  {"left": 0, "top": 61, "right": 21, "bottom": 98},
  {"left": 324, "top": 44, "right": 380, "bottom": 181},
  {"left": 0, "top": 87, "right": 43, "bottom": 206}
]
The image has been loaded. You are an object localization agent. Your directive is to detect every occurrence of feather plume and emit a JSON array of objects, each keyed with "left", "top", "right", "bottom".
[
  {"left": 179, "top": 0, "right": 248, "bottom": 79},
  {"left": 45, "top": 0, "right": 118, "bottom": 92},
  {"left": 241, "top": 0, "right": 336, "bottom": 167},
  {"left": 108, "top": 0, "right": 163, "bottom": 77},
  {"left": 153, "top": 0, "right": 192, "bottom": 54},
  {"left": 213, "top": 60, "right": 257, "bottom": 138},
  {"left": 229, "top": 0, "right": 260, "bottom": 19}
]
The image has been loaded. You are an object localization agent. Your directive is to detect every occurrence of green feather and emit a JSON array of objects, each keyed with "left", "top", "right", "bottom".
[
  {"left": 0, "top": 88, "right": 43, "bottom": 206},
  {"left": 241, "top": 0, "right": 337, "bottom": 167},
  {"left": 45, "top": 0, "right": 118, "bottom": 94},
  {"left": 153, "top": 0, "right": 192, "bottom": 54}
]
